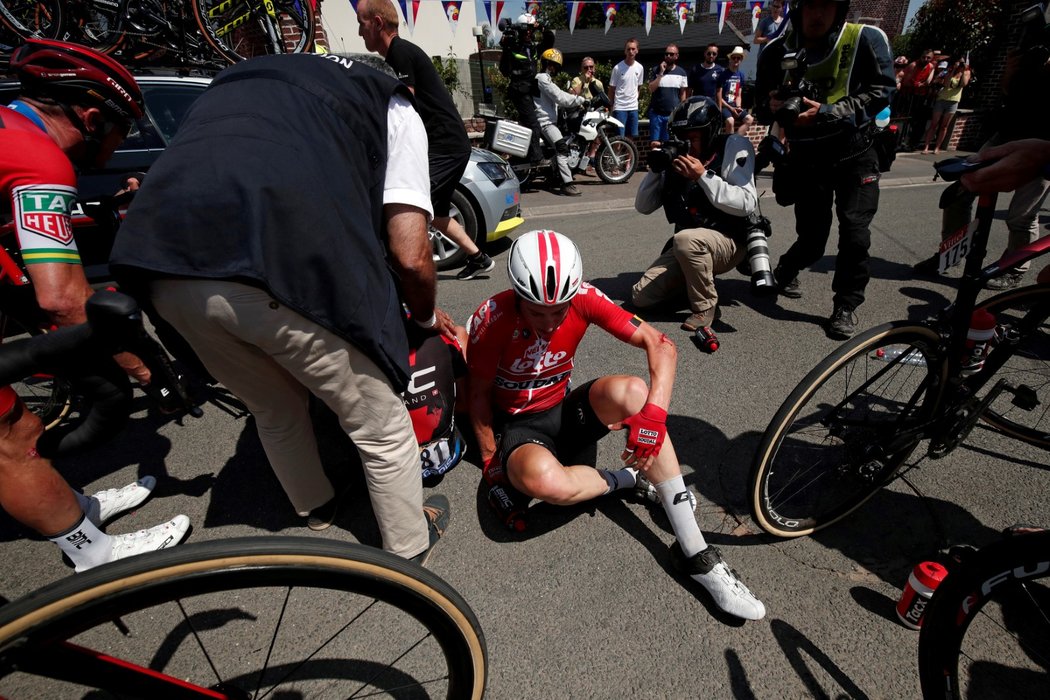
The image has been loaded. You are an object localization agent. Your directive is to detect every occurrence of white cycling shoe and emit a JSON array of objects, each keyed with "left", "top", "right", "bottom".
[
  {"left": 84, "top": 476, "right": 157, "bottom": 526},
  {"left": 671, "top": 542, "right": 766, "bottom": 620},
  {"left": 74, "top": 515, "right": 192, "bottom": 573}
]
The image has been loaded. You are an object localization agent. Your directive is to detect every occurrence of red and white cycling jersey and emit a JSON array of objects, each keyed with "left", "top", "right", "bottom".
[
  {"left": 467, "top": 283, "right": 641, "bottom": 415},
  {"left": 1, "top": 106, "right": 81, "bottom": 266}
]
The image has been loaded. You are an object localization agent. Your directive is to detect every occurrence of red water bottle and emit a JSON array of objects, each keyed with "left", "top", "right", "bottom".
[
  {"left": 896, "top": 561, "right": 949, "bottom": 629},
  {"left": 483, "top": 456, "right": 528, "bottom": 532},
  {"left": 695, "top": 327, "right": 719, "bottom": 353},
  {"left": 961, "top": 308, "right": 996, "bottom": 376}
]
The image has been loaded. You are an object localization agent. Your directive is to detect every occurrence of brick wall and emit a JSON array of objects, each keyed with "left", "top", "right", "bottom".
[{"left": 849, "top": 0, "right": 910, "bottom": 39}]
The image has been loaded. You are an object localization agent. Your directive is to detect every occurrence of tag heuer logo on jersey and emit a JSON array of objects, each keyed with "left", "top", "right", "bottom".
[{"left": 13, "top": 185, "right": 77, "bottom": 245}]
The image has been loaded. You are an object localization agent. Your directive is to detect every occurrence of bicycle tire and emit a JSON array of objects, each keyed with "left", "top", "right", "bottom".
[
  {"left": 749, "top": 322, "right": 947, "bottom": 538},
  {"left": 595, "top": 135, "right": 638, "bottom": 184},
  {"left": 74, "top": 1, "right": 126, "bottom": 55},
  {"left": 917, "top": 530, "right": 1050, "bottom": 699},
  {"left": 0, "top": 537, "right": 487, "bottom": 699},
  {"left": 0, "top": 315, "right": 71, "bottom": 430},
  {"left": 0, "top": 0, "right": 62, "bottom": 40},
  {"left": 974, "top": 283, "right": 1050, "bottom": 449},
  {"left": 192, "top": 0, "right": 315, "bottom": 64}
]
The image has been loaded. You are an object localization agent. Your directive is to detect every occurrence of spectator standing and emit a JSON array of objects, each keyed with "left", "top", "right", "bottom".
[
  {"left": 899, "top": 48, "right": 935, "bottom": 150},
  {"left": 110, "top": 53, "right": 452, "bottom": 562},
  {"left": 467, "top": 229, "right": 766, "bottom": 621},
  {"left": 608, "top": 38, "right": 644, "bottom": 138},
  {"left": 753, "top": 0, "right": 788, "bottom": 56},
  {"left": 1, "top": 39, "right": 190, "bottom": 572},
  {"left": 646, "top": 43, "right": 688, "bottom": 147},
  {"left": 632, "top": 97, "right": 758, "bottom": 344},
  {"left": 569, "top": 56, "right": 604, "bottom": 174},
  {"left": 717, "top": 46, "right": 754, "bottom": 135},
  {"left": 755, "top": 0, "right": 895, "bottom": 340},
  {"left": 534, "top": 48, "right": 585, "bottom": 196},
  {"left": 357, "top": 0, "right": 496, "bottom": 281},
  {"left": 688, "top": 44, "right": 725, "bottom": 100},
  {"left": 921, "top": 56, "right": 970, "bottom": 155}
]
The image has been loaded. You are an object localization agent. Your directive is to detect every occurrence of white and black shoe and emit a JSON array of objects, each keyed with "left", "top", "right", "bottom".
[
  {"left": 84, "top": 476, "right": 157, "bottom": 526},
  {"left": 670, "top": 542, "right": 766, "bottom": 620},
  {"left": 77, "top": 515, "right": 191, "bottom": 573}
]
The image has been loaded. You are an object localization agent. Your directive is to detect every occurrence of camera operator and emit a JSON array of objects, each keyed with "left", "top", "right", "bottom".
[
  {"left": 631, "top": 96, "right": 759, "bottom": 347},
  {"left": 498, "top": 13, "right": 545, "bottom": 164},
  {"left": 533, "top": 48, "right": 585, "bottom": 196},
  {"left": 754, "top": 0, "right": 895, "bottom": 340}
]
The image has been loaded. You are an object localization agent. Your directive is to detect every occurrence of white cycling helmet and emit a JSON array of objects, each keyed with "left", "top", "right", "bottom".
[
  {"left": 508, "top": 230, "right": 583, "bottom": 305},
  {"left": 514, "top": 13, "right": 537, "bottom": 26}
]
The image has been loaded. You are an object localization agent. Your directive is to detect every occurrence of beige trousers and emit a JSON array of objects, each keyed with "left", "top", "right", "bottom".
[{"left": 151, "top": 278, "right": 428, "bottom": 558}]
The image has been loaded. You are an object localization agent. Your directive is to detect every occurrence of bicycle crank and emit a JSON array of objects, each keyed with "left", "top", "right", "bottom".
[{"left": 928, "top": 379, "right": 1009, "bottom": 458}]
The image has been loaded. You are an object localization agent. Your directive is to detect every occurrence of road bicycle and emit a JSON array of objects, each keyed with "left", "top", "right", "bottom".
[
  {"left": 917, "top": 527, "right": 1049, "bottom": 699},
  {"left": 748, "top": 157, "right": 1049, "bottom": 538},
  {"left": 0, "top": 0, "right": 314, "bottom": 65},
  {"left": 0, "top": 291, "right": 488, "bottom": 698}
]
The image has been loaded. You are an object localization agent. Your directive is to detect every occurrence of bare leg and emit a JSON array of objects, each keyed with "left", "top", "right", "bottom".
[{"left": 432, "top": 216, "right": 479, "bottom": 258}]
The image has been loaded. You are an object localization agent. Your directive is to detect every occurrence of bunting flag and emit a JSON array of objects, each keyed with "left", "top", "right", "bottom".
[
  {"left": 526, "top": 0, "right": 540, "bottom": 16},
  {"left": 676, "top": 2, "right": 690, "bottom": 34},
  {"left": 750, "top": 0, "right": 764, "bottom": 34},
  {"left": 567, "top": 0, "right": 585, "bottom": 34},
  {"left": 441, "top": 0, "right": 461, "bottom": 34},
  {"left": 482, "top": 0, "right": 504, "bottom": 29},
  {"left": 346, "top": 0, "right": 359, "bottom": 14},
  {"left": 643, "top": 1, "right": 657, "bottom": 35},
  {"left": 396, "top": 0, "right": 420, "bottom": 34},
  {"left": 716, "top": 1, "right": 732, "bottom": 34},
  {"left": 603, "top": 2, "right": 618, "bottom": 34}
]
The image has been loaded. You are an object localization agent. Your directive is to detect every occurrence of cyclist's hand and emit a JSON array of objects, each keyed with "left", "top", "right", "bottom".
[
  {"left": 114, "top": 351, "right": 151, "bottom": 385},
  {"left": 614, "top": 403, "right": 668, "bottom": 469}
]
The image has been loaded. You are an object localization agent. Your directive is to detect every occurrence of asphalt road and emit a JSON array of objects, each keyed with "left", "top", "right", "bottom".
[{"left": 1, "top": 152, "right": 1047, "bottom": 698}]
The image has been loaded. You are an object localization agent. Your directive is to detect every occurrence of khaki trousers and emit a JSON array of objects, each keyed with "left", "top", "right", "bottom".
[{"left": 151, "top": 278, "right": 428, "bottom": 558}]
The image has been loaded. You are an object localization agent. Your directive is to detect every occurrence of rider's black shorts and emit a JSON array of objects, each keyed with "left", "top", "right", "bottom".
[
  {"left": 430, "top": 150, "right": 470, "bottom": 219},
  {"left": 495, "top": 380, "right": 610, "bottom": 466}
]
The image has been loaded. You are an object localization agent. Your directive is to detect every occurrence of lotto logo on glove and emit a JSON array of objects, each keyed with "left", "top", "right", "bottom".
[{"left": 623, "top": 403, "right": 668, "bottom": 461}]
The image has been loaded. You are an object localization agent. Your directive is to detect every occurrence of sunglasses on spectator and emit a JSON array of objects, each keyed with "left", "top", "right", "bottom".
[{"left": 705, "top": 51, "right": 717, "bottom": 56}]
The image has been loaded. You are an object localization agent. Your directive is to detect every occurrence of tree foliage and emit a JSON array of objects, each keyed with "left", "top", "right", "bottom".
[{"left": 905, "top": 0, "right": 1007, "bottom": 59}]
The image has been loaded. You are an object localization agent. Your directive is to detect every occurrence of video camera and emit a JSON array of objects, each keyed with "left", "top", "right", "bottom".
[
  {"left": 647, "top": 138, "right": 689, "bottom": 173},
  {"left": 773, "top": 50, "right": 819, "bottom": 127}
]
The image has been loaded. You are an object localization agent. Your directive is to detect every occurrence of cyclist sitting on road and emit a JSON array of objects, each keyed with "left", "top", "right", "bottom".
[
  {"left": 533, "top": 49, "right": 586, "bottom": 197},
  {"left": 466, "top": 229, "right": 766, "bottom": 620},
  {"left": 0, "top": 39, "right": 190, "bottom": 571}
]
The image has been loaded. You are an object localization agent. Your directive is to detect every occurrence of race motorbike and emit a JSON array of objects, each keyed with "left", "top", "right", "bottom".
[{"left": 482, "top": 101, "right": 639, "bottom": 187}]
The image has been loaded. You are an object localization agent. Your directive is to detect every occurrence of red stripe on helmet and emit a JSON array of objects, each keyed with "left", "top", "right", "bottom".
[{"left": 544, "top": 230, "right": 561, "bottom": 304}]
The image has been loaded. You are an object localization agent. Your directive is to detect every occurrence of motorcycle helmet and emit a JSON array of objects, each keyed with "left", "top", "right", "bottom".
[
  {"left": 788, "top": 0, "right": 850, "bottom": 29},
  {"left": 508, "top": 230, "right": 583, "bottom": 306},
  {"left": 541, "top": 48, "right": 563, "bottom": 70},
  {"left": 514, "top": 13, "right": 537, "bottom": 27},
  {"left": 669, "top": 96, "right": 723, "bottom": 147},
  {"left": 10, "top": 39, "right": 144, "bottom": 122}
]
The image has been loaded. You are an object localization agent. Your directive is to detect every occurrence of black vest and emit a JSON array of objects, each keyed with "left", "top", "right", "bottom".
[
  {"left": 661, "top": 135, "right": 750, "bottom": 239},
  {"left": 110, "top": 54, "right": 415, "bottom": 389}
]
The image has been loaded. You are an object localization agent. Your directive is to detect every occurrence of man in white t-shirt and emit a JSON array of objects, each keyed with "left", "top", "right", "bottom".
[{"left": 608, "top": 37, "right": 644, "bottom": 138}]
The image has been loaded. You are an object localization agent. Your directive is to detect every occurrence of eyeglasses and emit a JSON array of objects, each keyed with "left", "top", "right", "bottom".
[
  {"left": 705, "top": 51, "right": 717, "bottom": 56},
  {"left": 730, "top": 55, "right": 743, "bottom": 60},
  {"left": 665, "top": 52, "right": 678, "bottom": 56},
  {"left": 583, "top": 65, "right": 595, "bottom": 70}
]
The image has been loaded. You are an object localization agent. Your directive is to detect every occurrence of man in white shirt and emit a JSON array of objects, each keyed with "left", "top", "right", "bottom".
[{"left": 608, "top": 38, "right": 644, "bottom": 138}]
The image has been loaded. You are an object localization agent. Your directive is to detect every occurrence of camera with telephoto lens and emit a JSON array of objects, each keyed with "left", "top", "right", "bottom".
[
  {"left": 745, "top": 214, "right": 775, "bottom": 296},
  {"left": 647, "top": 137, "right": 689, "bottom": 173},
  {"left": 498, "top": 18, "right": 524, "bottom": 48},
  {"left": 774, "top": 50, "right": 818, "bottom": 126}
]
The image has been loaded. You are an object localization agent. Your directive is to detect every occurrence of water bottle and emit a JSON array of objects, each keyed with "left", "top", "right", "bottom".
[
  {"left": 896, "top": 560, "right": 949, "bottom": 629},
  {"left": 695, "top": 327, "right": 719, "bottom": 353},
  {"left": 874, "top": 346, "right": 928, "bottom": 366},
  {"left": 961, "top": 308, "right": 996, "bottom": 376}
]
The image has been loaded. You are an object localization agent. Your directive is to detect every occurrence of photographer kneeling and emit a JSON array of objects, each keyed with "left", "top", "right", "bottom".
[{"left": 631, "top": 96, "right": 760, "bottom": 349}]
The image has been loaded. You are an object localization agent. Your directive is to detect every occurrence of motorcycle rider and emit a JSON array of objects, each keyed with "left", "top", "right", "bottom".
[
  {"left": 534, "top": 48, "right": 585, "bottom": 197},
  {"left": 499, "top": 13, "right": 545, "bottom": 165},
  {"left": 631, "top": 96, "right": 759, "bottom": 345},
  {"left": 754, "top": 0, "right": 895, "bottom": 340}
]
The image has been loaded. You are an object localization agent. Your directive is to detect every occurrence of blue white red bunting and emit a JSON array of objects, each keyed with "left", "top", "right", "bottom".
[
  {"left": 716, "top": 0, "right": 732, "bottom": 34},
  {"left": 568, "top": 0, "right": 585, "bottom": 34},
  {"left": 643, "top": 1, "right": 657, "bottom": 35},
  {"left": 603, "top": 2, "right": 618, "bottom": 34},
  {"left": 750, "top": 0, "right": 764, "bottom": 34},
  {"left": 441, "top": 1, "right": 460, "bottom": 34}
]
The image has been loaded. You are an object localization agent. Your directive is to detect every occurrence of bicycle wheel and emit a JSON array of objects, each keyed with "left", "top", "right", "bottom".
[
  {"left": 0, "top": 0, "right": 62, "bottom": 40},
  {"left": 0, "top": 314, "right": 71, "bottom": 430},
  {"left": 74, "top": 1, "right": 126, "bottom": 55},
  {"left": 975, "top": 284, "right": 1050, "bottom": 449},
  {"left": 918, "top": 530, "right": 1050, "bottom": 699},
  {"left": 749, "top": 322, "right": 947, "bottom": 538},
  {"left": 595, "top": 135, "right": 638, "bottom": 184},
  {"left": 192, "top": 0, "right": 315, "bottom": 64},
  {"left": 0, "top": 537, "right": 487, "bottom": 699}
]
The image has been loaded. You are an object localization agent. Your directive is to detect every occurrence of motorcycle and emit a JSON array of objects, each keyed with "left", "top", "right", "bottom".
[{"left": 482, "top": 100, "right": 639, "bottom": 188}]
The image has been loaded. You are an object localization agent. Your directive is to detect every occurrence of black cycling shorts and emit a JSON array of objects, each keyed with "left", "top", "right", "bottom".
[
  {"left": 495, "top": 380, "right": 610, "bottom": 466},
  {"left": 430, "top": 151, "right": 470, "bottom": 219}
]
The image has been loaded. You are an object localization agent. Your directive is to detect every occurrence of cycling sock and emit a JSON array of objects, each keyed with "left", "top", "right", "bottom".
[
  {"left": 599, "top": 467, "right": 639, "bottom": 495},
  {"left": 73, "top": 489, "right": 95, "bottom": 522},
  {"left": 655, "top": 476, "right": 708, "bottom": 558},
  {"left": 48, "top": 513, "right": 112, "bottom": 572}
]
